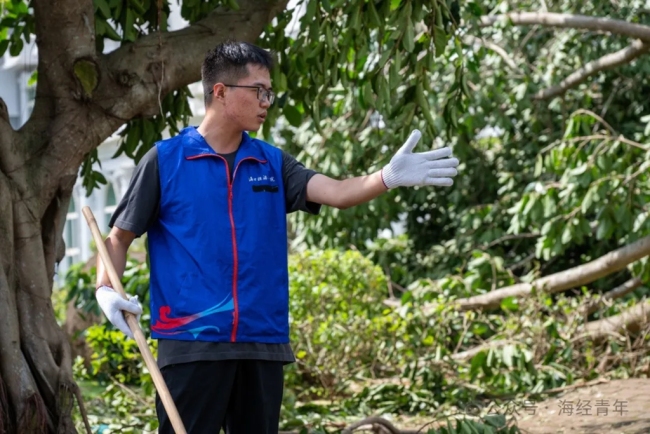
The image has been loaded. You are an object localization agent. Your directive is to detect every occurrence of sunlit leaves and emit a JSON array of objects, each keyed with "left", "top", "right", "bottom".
[
  {"left": 262, "top": 0, "right": 464, "bottom": 138},
  {"left": 508, "top": 109, "right": 650, "bottom": 262},
  {"left": 0, "top": 0, "right": 34, "bottom": 57}
]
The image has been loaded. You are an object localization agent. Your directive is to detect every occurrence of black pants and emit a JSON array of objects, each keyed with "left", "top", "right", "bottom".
[{"left": 155, "top": 360, "right": 284, "bottom": 434}]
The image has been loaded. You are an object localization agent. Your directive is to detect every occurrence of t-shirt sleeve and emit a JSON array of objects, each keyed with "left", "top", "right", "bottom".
[
  {"left": 108, "top": 146, "right": 160, "bottom": 237},
  {"left": 282, "top": 150, "right": 321, "bottom": 215}
]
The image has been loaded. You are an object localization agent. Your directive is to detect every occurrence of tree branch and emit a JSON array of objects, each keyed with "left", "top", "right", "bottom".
[
  {"left": 463, "top": 35, "right": 523, "bottom": 73},
  {"left": 534, "top": 40, "right": 650, "bottom": 100},
  {"left": 451, "top": 339, "right": 518, "bottom": 361},
  {"left": 431, "top": 235, "right": 650, "bottom": 312},
  {"left": 31, "top": 0, "right": 289, "bottom": 218},
  {"left": 480, "top": 12, "right": 650, "bottom": 42},
  {"left": 584, "top": 300, "right": 650, "bottom": 338},
  {"left": 583, "top": 277, "right": 644, "bottom": 315},
  {"left": 341, "top": 416, "right": 402, "bottom": 434},
  {"left": 101, "top": 0, "right": 289, "bottom": 121},
  {"left": 452, "top": 294, "right": 649, "bottom": 362}
]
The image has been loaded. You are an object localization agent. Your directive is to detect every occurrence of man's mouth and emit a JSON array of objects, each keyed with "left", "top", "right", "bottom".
[{"left": 258, "top": 113, "right": 267, "bottom": 122}]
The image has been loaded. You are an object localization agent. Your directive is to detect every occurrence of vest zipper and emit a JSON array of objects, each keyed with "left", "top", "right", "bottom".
[
  {"left": 226, "top": 180, "right": 238, "bottom": 342},
  {"left": 229, "top": 156, "right": 265, "bottom": 342},
  {"left": 186, "top": 153, "right": 266, "bottom": 342}
]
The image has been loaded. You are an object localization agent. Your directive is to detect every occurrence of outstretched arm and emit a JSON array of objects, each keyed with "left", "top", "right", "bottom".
[
  {"left": 306, "top": 171, "right": 387, "bottom": 210},
  {"left": 306, "top": 130, "right": 459, "bottom": 209}
]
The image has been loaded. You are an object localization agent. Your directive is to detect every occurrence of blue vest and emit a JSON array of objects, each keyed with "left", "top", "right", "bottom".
[{"left": 147, "top": 126, "right": 289, "bottom": 343}]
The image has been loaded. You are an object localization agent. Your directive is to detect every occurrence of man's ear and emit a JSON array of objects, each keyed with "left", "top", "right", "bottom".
[{"left": 213, "top": 83, "right": 227, "bottom": 100}]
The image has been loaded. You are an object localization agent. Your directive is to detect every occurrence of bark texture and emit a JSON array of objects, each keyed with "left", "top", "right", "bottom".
[{"left": 0, "top": 0, "right": 288, "bottom": 432}]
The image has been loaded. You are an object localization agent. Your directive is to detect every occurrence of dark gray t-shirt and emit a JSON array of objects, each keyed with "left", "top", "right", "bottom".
[{"left": 109, "top": 144, "right": 321, "bottom": 368}]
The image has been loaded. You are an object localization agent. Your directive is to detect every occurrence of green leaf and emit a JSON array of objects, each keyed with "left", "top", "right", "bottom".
[
  {"left": 367, "top": 0, "right": 382, "bottom": 28},
  {"left": 103, "top": 21, "right": 121, "bottom": 41},
  {"left": 304, "top": 0, "right": 317, "bottom": 23},
  {"left": 433, "top": 25, "right": 447, "bottom": 57},
  {"left": 596, "top": 217, "right": 612, "bottom": 240},
  {"left": 125, "top": 9, "right": 136, "bottom": 41},
  {"left": 0, "top": 40, "right": 9, "bottom": 57},
  {"left": 543, "top": 195, "right": 557, "bottom": 218},
  {"left": 633, "top": 212, "right": 648, "bottom": 232},
  {"left": 226, "top": 0, "right": 240, "bottom": 11},
  {"left": 9, "top": 38, "right": 23, "bottom": 56},
  {"left": 363, "top": 80, "right": 374, "bottom": 107},
  {"left": 403, "top": 20, "right": 415, "bottom": 52},
  {"left": 389, "top": 57, "right": 400, "bottom": 90},
  {"left": 561, "top": 224, "right": 572, "bottom": 244},
  {"left": 283, "top": 104, "right": 303, "bottom": 127},
  {"left": 500, "top": 297, "right": 518, "bottom": 312},
  {"left": 483, "top": 414, "right": 506, "bottom": 428},
  {"left": 94, "top": 0, "right": 112, "bottom": 19},
  {"left": 470, "top": 351, "right": 487, "bottom": 377}
]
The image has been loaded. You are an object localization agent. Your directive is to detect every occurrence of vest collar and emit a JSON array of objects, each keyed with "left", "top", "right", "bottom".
[{"left": 181, "top": 126, "right": 266, "bottom": 162}]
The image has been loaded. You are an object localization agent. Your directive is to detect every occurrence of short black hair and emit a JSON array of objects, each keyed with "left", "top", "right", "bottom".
[{"left": 202, "top": 40, "right": 274, "bottom": 106}]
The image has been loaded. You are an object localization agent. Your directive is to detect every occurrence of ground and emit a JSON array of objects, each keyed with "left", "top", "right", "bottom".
[
  {"left": 374, "top": 378, "right": 650, "bottom": 434},
  {"left": 514, "top": 378, "right": 650, "bottom": 434}
]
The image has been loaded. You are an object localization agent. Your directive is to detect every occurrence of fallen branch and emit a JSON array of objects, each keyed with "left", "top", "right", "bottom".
[
  {"left": 534, "top": 40, "right": 650, "bottom": 99},
  {"left": 282, "top": 414, "right": 514, "bottom": 434},
  {"left": 435, "top": 235, "right": 650, "bottom": 312},
  {"left": 279, "top": 416, "right": 421, "bottom": 434},
  {"left": 451, "top": 340, "right": 518, "bottom": 361},
  {"left": 341, "top": 416, "right": 402, "bottom": 434},
  {"left": 583, "top": 277, "right": 644, "bottom": 315},
  {"left": 480, "top": 12, "right": 650, "bottom": 42},
  {"left": 584, "top": 300, "right": 650, "bottom": 338},
  {"left": 452, "top": 297, "right": 650, "bottom": 362},
  {"left": 463, "top": 35, "right": 522, "bottom": 72}
]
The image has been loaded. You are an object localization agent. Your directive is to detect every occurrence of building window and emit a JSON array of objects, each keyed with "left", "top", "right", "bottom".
[{"left": 64, "top": 197, "right": 81, "bottom": 270}]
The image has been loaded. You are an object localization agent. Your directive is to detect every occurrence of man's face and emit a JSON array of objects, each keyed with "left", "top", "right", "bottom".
[{"left": 222, "top": 64, "right": 272, "bottom": 132}]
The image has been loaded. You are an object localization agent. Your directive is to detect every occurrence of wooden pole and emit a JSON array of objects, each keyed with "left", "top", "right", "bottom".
[{"left": 82, "top": 206, "right": 187, "bottom": 434}]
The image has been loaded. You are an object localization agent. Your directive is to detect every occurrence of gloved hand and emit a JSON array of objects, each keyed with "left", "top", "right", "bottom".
[
  {"left": 96, "top": 285, "right": 143, "bottom": 339},
  {"left": 381, "top": 129, "right": 459, "bottom": 189}
]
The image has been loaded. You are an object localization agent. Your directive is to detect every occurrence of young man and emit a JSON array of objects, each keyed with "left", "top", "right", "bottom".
[{"left": 95, "top": 41, "right": 459, "bottom": 434}]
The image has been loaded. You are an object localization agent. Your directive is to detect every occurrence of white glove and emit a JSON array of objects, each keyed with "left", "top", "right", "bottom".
[
  {"left": 381, "top": 129, "right": 459, "bottom": 189},
  {"left": 96, "top": 285, "right": 143, "bottom": 339}
]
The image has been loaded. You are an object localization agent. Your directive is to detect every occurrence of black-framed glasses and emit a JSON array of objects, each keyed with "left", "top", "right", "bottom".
[{"left": 209, "top": 85, "right": 275, "bottom": 104}]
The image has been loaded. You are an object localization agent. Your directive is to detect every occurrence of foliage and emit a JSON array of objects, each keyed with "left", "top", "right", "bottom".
[
  {"left": 268, "top": 0, "right": 650, "bottom": 301},
  {"left": 62, "top": 246, "right": 649, "bottom": 433},
  {"left": 75, "top": 325, "right": 156, "bottom": 387},
  {"left": 287, "top": 250, "right": 393, "bottom": 398}
]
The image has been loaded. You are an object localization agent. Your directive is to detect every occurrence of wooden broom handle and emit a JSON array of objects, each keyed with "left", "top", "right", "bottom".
[{"left": 82, "top": 206, "right": 187, "bottom": 434}]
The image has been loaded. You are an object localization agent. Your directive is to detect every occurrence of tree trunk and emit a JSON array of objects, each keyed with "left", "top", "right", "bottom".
[
  {"left": 0, "top": 169, "right": 78, "bottom": 433},
  {"left": 0, "top": 0, "right": 288, "bottom": 431}
]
